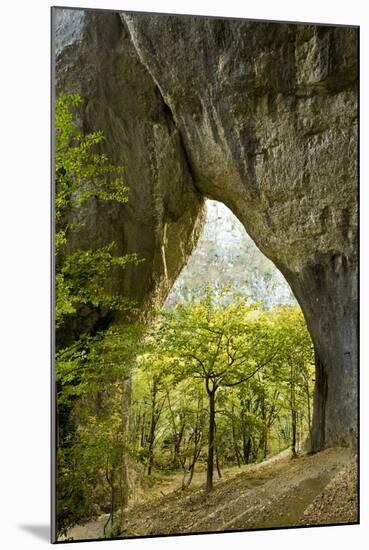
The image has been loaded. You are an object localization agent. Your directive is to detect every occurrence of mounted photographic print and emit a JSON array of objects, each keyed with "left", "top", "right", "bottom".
[{"left": 51, "top": 5, "right": 359, "bottom": 543}]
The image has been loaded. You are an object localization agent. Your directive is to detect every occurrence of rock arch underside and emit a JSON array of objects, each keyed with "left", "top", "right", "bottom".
[{"left": 54, "top": 9, "right": 358, "bottom": 452}]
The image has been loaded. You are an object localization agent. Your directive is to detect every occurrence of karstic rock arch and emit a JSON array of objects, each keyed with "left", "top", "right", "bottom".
[{"left": 54, "top": 8, "right": 358, "bottom": 451}]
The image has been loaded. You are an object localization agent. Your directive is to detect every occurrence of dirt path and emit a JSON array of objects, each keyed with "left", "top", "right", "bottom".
[{"left": 63, "top": 447, "right": 357, "bottom": 541}]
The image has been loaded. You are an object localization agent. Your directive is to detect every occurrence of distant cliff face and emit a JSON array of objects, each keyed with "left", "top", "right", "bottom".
[
  {"left": 166, "top": 200, "right": 296, "bottom": 308},
  {"left": 54, "top": 9, "right": 358, "bottom": 450}
]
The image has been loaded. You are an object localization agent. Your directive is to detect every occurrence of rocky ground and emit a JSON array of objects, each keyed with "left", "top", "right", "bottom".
[{"left": 62, "top": 447, "right": 357, "bottom": 541}]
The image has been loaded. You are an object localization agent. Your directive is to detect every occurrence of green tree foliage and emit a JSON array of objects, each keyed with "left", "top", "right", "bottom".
[
  {"left": 55, "top": 93, "right": 140, "bottom": 330},
  {"left": 129, "top": 292, "right": 314, "bottom": 495},
  {"left": 271, "top": 306, "right": 315, "bottom": 455},
  {"left": 134, "top": 288, "right": 313, "bottom": 493},
  {"left": 57, "top": 324, "right": 143, "bottom": 537},
  {"left": 55, "top": 94, "right": 142, "bottom": 537}
]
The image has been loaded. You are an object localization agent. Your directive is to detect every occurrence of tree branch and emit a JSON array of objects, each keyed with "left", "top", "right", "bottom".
[{"left": 222, "top": 352, "right": 278, "bottom": 388}]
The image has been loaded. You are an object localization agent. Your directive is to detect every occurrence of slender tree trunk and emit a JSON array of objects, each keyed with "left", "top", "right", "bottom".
[
  {"left": 206, "top": 389, "right": 216, "bottom": 493},
  {"left": 173, "top": 420, "right": 185, "bottom": 469},
  {"left": 147, "top": 380, "right": 157, "bottom": 476},
  {"left": 182, "top": 442, "right": 201, "bottom": 489},
  {"left": 251, "top": 436, "right": 259, "bottom": 462},
  {"left": 140, "top": 412, "right": 146, "bottom": 447},
  {"left": 119, "top": 377, "right": 131, "bottom": 512},
  {"left": 263, "top": 431, "right": 268, "bottom": 459},
  {"left": 231, "top": 406, "right": 241, "bottom": 467},
  {"left": 215, "top": 446, "right": 222, "bottom": 479},
  {"left": 166, "top": 389, "right": 184, "bottom": 469},
  {"left": 307, "top": 392, "right": 312, "bottom": 439},
  {"left": 260, "top": 396, "right": 268, "bottom": 460},
  {"left": 242, "top": 431, "right": 252, "bottom": 464},
  {"left": 172, "top": 429, "right": 179, "bottom": 469},
  {"left": 290, "top": 365, "right": 298, "bottom": 457},
  {"left": 296, "top": 411, "right": 300, "bottom": 451},
  {"left": 147, "top": 425, "right": 155, "bottom": 475},
  {"left": 188, "top": 464, "right": 195, "bottom": 486},
  {"left": 184, "top": 447, "right": 199, "bottom": 490},
  {"left": 304, "top": 376, "right": 312, "bottom": 443},
  {"left": 291, "top": 408, "right": 297, "bottom": 456},
  {"left": 104, "top": 467, "right": 116, "bottom": 536},
  {"left": 181, "top": 397, "right": 203, "bottom": 490}
]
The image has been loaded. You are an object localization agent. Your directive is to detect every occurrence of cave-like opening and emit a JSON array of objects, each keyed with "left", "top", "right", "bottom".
[{"left": 161, "top": 199, "right": 314, "bottom": 462}]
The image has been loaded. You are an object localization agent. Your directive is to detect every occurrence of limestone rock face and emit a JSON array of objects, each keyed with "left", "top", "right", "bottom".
[
  {"left": 54, "top": 9, "right": 205, "bottom": 317},
  {"left": 54, "top": 9, "right": 358, "bottom": 450}
]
